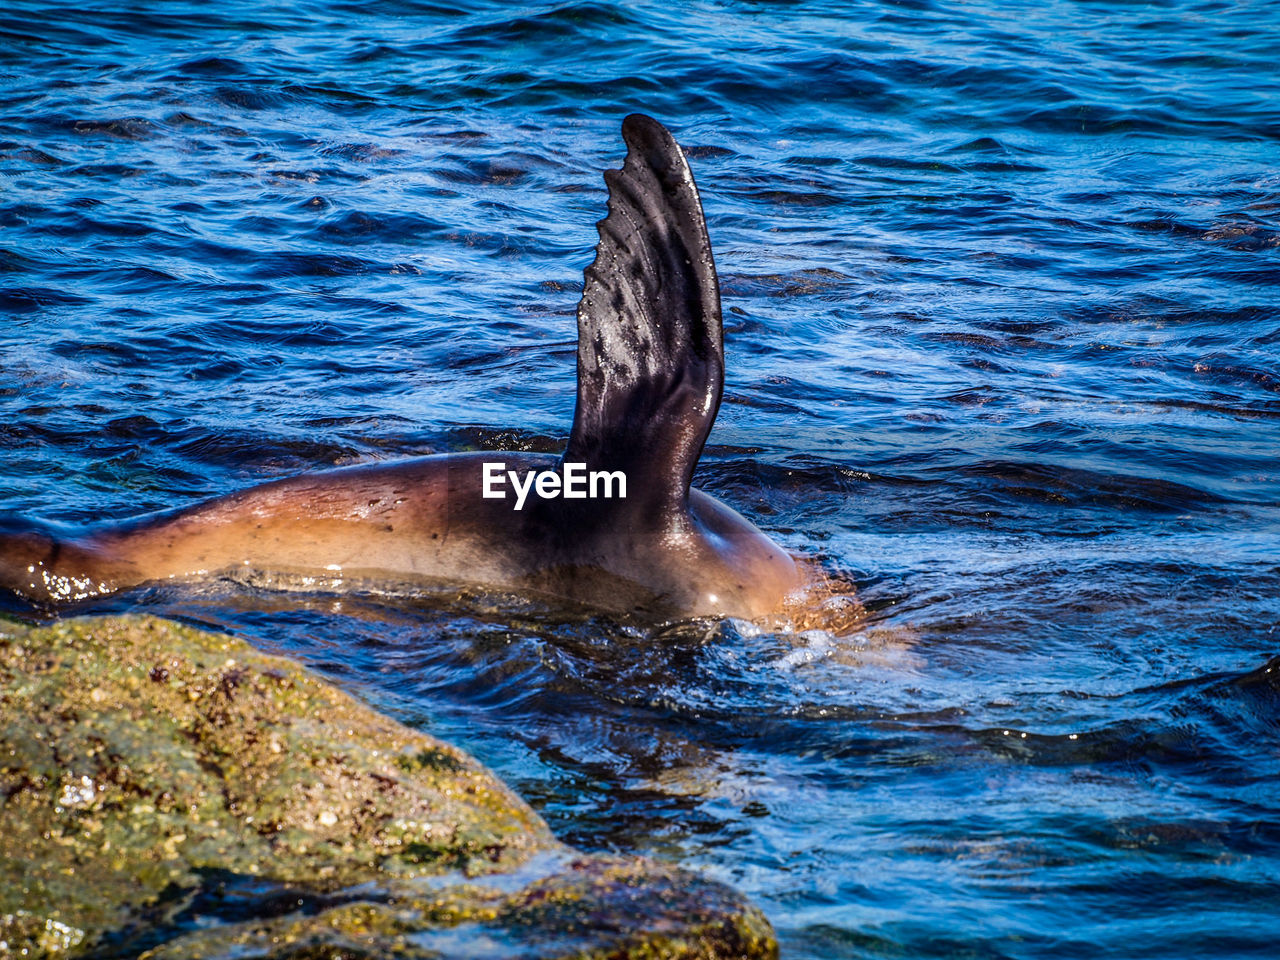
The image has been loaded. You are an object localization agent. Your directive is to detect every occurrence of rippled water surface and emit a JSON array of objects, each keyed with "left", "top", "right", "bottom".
[{"left": 3, "top": 1, "right": 1279, "bottom": 956}]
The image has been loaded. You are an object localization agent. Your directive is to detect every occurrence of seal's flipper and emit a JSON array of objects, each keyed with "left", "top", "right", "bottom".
[{"left": 565, "top": 114, "right": 723, "bottom": 519}]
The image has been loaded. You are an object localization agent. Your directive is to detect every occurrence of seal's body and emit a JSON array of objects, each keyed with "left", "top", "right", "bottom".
[{"left": 0, "top": 116, "right": 804, "bottom": 619}]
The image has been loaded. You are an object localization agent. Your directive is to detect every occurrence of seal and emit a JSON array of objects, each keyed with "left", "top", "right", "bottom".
[{"left": 0, "top": 115, "right": 805, "bottom": 619}]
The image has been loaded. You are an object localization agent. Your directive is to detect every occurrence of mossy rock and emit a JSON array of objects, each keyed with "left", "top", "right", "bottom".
[{"left": 0, "top": 615, "right": 776, "bottom": 959}]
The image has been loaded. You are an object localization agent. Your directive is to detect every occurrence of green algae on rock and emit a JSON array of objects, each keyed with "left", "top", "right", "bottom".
[
  {"left": 0, "top": 615, "right": 776, "bottom": 959},
  {"left": 140, "top": 854, "right": 777, "bottom": 960}
]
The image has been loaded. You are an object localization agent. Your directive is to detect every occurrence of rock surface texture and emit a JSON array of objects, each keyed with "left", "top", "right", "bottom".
[{"left": 0, "top": 615, "right": 777, "bottom": 959}]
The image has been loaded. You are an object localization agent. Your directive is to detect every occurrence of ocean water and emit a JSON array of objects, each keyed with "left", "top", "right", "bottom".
[{"left": 2, "top": 0, "right": 1279, "bottom": 956}]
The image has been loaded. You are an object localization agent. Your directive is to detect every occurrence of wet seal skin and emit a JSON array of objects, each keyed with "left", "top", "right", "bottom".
[{"left": 0, "top": 115, "right": 808, "bottom": 620}]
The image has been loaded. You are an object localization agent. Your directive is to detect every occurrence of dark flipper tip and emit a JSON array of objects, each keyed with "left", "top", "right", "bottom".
[{"left": 620, "top": 113, "right": 683, "bottom": 173}]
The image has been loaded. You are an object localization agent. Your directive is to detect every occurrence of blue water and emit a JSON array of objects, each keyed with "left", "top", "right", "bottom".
[{"left": 3, "top": 0, "right": 1279, "bottom": 956}]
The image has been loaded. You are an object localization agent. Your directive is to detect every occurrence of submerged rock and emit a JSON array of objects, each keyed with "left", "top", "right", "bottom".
[{"left": 0, "top": 615, "right": 776, "bottom": 959}]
